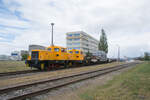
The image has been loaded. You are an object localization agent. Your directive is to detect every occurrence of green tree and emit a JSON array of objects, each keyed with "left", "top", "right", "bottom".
[
  {"left": 22, "top": 54, "right": 29, "bottom": 60},
  {"left": 85, "top": 50, "right": 92, "bottom": 62},
  {"left": 98, "top": 29, "right": 108, "bottom": 53},
  {"left": 86, "top": 50, "right": 92, "bottom": 57},
  {"left": 144, "top": 52, "right": 149, "bottom": 60}
]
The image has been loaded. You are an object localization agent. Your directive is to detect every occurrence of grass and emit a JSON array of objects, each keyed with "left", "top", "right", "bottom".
[
  {"left": 0, "top": 61, "right": 33, "bottom": 73},
  {"left": 80, "top": 62, "right": 150, "bottom": 100}
]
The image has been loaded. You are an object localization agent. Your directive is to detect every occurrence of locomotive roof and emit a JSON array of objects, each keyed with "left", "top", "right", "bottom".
[{"left": 47, "top": 45, "right": 66, "bottom": 49}]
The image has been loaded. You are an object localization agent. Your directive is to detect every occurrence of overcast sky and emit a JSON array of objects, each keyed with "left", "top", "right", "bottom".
[{"left": 0, "top": 0, "right": 150, "bottom": 58}]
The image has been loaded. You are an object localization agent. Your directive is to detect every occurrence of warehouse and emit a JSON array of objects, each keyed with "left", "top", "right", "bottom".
[{"left": 29, "top": 45, "right": 46, "bottom": 55}]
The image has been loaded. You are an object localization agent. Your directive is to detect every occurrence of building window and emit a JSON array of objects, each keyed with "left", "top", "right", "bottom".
[
  {"left": 68, "top": 48, "right": 72, "bottom": 50},
  {"left": 73, "top": 43, "right": 80, "bottom": 45},
  {"left": 68, "top": 34, "right": 72, "bottom": 37},
  {"left": 74, "top": 33, "right": 80, "bottom": 36},
  {"left": 74, "top": 47, "right": 80, "bottom": 49},
  {"left": 11, "top": 53, "right": 18, "bottom": 56},
  {"left": 67, "top": 43, "right": 72, "bottom": 45},
  {"left": 54, "top": 48, "right": 59, "bottom": 52},
  {"left": 68, "top": 39, "right": 72, "bottom": 41},
  {"left": 74, "top": 38, "right": 80, "bottom": 41}
]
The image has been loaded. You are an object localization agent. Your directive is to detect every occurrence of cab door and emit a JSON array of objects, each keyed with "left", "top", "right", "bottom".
[{"left": 60, "top": 48, "right": 68, "bottom": 60}]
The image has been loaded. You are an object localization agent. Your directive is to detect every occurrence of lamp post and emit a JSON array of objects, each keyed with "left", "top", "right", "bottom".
[
  {"left": 51, "top": 23, "right": 54, "bottom": 46},
  {"left": 116, "top": 44, "right": 120, "bottom": 62}
]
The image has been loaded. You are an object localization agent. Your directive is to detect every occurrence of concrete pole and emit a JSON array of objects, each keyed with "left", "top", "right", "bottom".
[{"left": 51, "top": 23, "right": 54, "bottom": 46}]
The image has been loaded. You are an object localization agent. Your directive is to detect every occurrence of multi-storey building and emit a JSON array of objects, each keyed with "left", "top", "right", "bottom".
[{"left": 66, "top": 31, "right": 99, "bottom": 54}]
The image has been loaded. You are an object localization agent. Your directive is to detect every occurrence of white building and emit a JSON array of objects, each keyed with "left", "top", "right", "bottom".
[
  {"left": 66, "top": 31, "right": 99, "bottom": 54},
  {"left": 10, "top": 51, "right": 22, "bottom": 61}
]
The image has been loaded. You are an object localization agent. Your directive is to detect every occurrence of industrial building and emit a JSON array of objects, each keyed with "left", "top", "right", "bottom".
[
  {"left": 29, "top": 45, "right": 46, "bottom": 55},
  {"left": 66, "top": 31, "right": 99, "bottom": 54},
  {"left": 21, "top": 50, "right": 29, "bottom": 56}
]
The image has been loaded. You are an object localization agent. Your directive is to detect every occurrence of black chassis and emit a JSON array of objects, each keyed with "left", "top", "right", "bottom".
[{"left": 25, "top": 60, "right": 83, "bottom": 69}]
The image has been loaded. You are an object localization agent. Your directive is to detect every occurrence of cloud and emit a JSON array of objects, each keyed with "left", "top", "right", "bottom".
[{"left": 0, "top": 0, "right": 150, "bottom": 58}]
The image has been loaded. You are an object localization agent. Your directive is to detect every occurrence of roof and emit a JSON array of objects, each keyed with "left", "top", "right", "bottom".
[{"left": 66, "top": 31, "right": 99, "bottom": 42}]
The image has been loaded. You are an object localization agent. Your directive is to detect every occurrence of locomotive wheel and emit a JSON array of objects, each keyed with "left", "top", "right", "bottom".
[
  {"left": 85, "top": 60, "right": 89, "bottom": 65},
  {"left": 64, "top": 61, "right": 68, "bottom": 68},
  {"left": 40, "top": 63, "right": 45, "bottom": 70},
  {"left": 68, "top": 62, "right": 72, "bottom": 67},
  {"left": 26, "top": 63, "right": 29, "bottom": 67}
]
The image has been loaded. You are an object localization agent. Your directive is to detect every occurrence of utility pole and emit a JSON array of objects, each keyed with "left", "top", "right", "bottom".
[{"left": 51, "top": 23, "right": 54, "bottom": 46}]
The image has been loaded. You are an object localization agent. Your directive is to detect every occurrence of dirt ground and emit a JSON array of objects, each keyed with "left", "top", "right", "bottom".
[{"left": 0, "top": 61, "right": 32, "bottom": 73}]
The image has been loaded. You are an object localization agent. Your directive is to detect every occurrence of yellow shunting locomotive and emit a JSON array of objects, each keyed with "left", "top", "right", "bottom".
[{"left": 26, "top": 45, "right": 84, "bottom": 70}]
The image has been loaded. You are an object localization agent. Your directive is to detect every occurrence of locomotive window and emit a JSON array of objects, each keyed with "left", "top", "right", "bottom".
[
  {"left": 47, "top": 48, "right": 51, "bottom": 51},
  {"left": 64, "top": 49, "right": 67, "bottom": 52},
  {"left": 31, "top": 51, "right": 38, "bottom": 59},
  {"left": 61, "top": 48, "right": 66, "bottom": 52},
  {"left": 54, "top": 48, "right": 59, "bottom": 52},
  {"left": 69, "top": 51, "right": 73, "bottom": 53},
  {"left": 68, "top": 34, "right": 72, "bottom": 37},
  {"left": 75, "top": 51, "right": 79, "bottom": 54}
]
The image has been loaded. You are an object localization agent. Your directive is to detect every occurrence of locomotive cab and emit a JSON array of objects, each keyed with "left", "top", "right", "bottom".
[{"left": 26, "top": 46, "right": 69, "bottom": 70}]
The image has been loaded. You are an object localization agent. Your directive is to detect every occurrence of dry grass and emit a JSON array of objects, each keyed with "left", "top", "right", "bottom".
[
  {"left": 78, "top": 62, "right": 150, "bottom": 100},
  {"left": 0, "top": 62, "right": 125, "bottom": 88},
  {"left": 0, "top": 61, "right": 33, "bottom": 73}
]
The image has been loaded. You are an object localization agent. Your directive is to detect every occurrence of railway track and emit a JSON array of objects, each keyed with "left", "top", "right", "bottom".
[
  {"left": 0, "top": 70, "right": 41, "bottom": 77},
  {"left": 0, "top": 62, "right": 109, "bottom": 78},
  {"left": 0, "top": 62, "right": 140, "bottom": 100}
]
